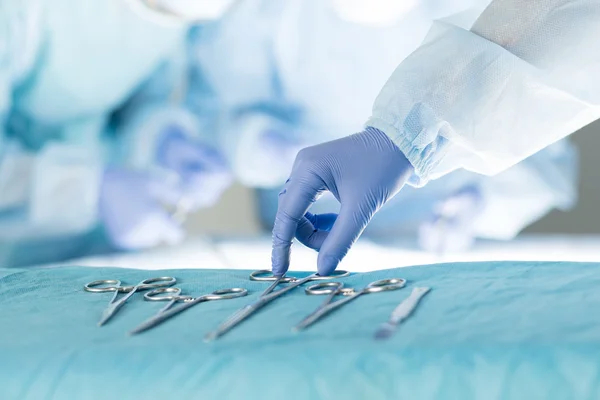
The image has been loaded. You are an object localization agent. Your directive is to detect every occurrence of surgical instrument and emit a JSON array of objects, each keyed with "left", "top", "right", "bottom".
[
  {"left": 202, "top": 270, "right": 296, "bottom": 336},
  {"left": 84, "top": 277, "right": 177, "bottom": 326},
  {"left": 249, "top": 269, "right": 297, "bottom": 295},
  {"left": 374, "top": 287, "right": 431, "bottom": 340},
  {"left": 130, "top": 286, "right": 248, "bottom": 335},
  {"left": 204, "top": 269, "right": 350, "bottom": 341},
  {"left": 293, "top": 278, "right": 406, "bottom": 332}
]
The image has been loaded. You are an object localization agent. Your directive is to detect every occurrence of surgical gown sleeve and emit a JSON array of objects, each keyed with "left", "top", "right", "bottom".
[{"left": 366, "top": 0, "right": 600, "bottom": 186}]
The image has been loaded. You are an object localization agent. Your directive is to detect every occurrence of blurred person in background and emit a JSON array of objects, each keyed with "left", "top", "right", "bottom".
[{"left": 0, "top": 0, "right": 235, "bottom": 267}]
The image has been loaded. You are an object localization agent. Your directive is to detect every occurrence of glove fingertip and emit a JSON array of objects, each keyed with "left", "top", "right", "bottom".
[
  {"left": 317, "top": 254, "right": 339, "bottom": 276},
  {"left": 271, "top": 264, "right": 288, "bottom": 277},
  {"left": 271, "top": 250, "right": 290, "bottom": 277}
]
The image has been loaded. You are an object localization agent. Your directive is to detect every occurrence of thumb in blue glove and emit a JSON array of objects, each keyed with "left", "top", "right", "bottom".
[{"left": 271, "top": 127, "right": 414, "bottom": 276}]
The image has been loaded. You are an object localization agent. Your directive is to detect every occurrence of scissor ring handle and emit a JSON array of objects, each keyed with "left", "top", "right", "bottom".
[
  {"left": 144, "top": 287, "right": 188, "bottom": 301},
  {"left": 249, "top": 270, "right": 295, "bottom": 282},
  {"left": 203, "top": 288, "right": 248, "bottom": 301},
  {"left": 138, "top": 276, "right": 177, "bottom": 289},
  {"left": 310, "top": 270, "right": 351, "bottom": 280},
  {"left": 305, "top": 282, "right": 345, "bottom": 295},
  {"left": 84, "top": 279, "right": 129, "bottom": 293},
  {"left": 363, "top": 278, "right": 406, "bottom": 293}
]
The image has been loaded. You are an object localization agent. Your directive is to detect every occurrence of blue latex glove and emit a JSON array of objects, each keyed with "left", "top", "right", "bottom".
[
  {"left": 99, "top": 169, "right": 185, "bottom": 250},
  {"left": 271, "top": 127, "right": 414, "bottom": 276},
  {"left": 418, "top": 185, "right": 484, "bottom": 254},
  {"left": 156, "top": 127, "right": 233, "bottom": 209}
]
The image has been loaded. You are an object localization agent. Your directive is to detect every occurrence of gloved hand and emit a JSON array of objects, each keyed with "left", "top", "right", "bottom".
[
  {"left": 155, "top": 126, "right": 233, "bottom": 209},
  {"left": 100, "top": 168, "right": 185, "bottom": 250},
  {"left": 271, "top": 127, "right": 414, "bottom": 276},
  {"left": 418, "top": 185, "right": 484, "bottom": 254}
]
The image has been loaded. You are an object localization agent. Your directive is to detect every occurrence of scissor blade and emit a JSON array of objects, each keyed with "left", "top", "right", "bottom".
[
  {"left": 261, "top": 275, "right": 312, "bottom": 302},
  {"left": 292, "top": 305, "right": 333, "bottom": 332},
  {"left": 292, "top": 306, "right": 325, "bottom": 332},
  {"left": 205, "top": 302, "right": 261, "bottom": 342},
  {"left": 130, "top": 299, "right": 200, "bottom": 335},
  {"left": 262, "top": 277, "right": 284, "bottom": 296},
  {"left": 97, "top": 288, "right": 139, "bottom": 326},
  {"left": 98, "top": 303, "right": 120, "bottom": 326},
  {"left": 129, "top": 314, "right": 169, "bottom": 335},
  {"left": 206, "top": 276, "right": 313, "bottom": 341},
  {"left": 293, "top": 291, "right": 361, "bottom": 332}
]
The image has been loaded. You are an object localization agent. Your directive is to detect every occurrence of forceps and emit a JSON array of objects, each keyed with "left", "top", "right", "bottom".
[
  {"left": 130, "top": 286, "right": 248, "bottom": 335},
  {"left": 293, "top": 278, "right": 406, "bottom": 331},
  {"left": 204, "top": 269, "right": 350, "bottom": 341},
  {"left": 84, "top": 277, "right": 177, "bottom": 326}
]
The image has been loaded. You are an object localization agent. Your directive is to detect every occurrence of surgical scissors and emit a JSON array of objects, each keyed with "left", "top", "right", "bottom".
[
  {"left": 293, "top": 278, "right": 406, "bottom": 331},
  {"left": 130, "top": 286, "right": 248, "bottom": 335},
  {"left": 84, "top": 277, "right": 177, "bottom": 326},
  {"left": 204, "top": 269, "right": 350, "bottom": 341}
]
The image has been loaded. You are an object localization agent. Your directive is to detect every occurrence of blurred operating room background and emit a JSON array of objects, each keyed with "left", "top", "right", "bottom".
[
  {"left": 3, "top": 0, "right": 600, "bottom": 271},
  {"left": 526, "top": 121, "right": 600, "bottom": 234},
  {"left": 188, "top": 120, "right": 600, "bottom": 236}
]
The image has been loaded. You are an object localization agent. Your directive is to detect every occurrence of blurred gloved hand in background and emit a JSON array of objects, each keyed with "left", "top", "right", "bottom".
[
  {"left": 271, "top": 127, "right": 413, "bottom": 277},
  {"left": 101, "top": 126, "right": 232, "bottom": 250},
  {"left": 100, "top": 168, "right": 185, "bottom": 250},
  {"left": 155, "top": 126, "right": 233, "bottom": 209}
]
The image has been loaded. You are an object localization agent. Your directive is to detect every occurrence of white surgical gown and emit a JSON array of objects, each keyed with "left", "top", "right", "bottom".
[{"left": 367, "top": 0, "right": 600, "bottom": 185}]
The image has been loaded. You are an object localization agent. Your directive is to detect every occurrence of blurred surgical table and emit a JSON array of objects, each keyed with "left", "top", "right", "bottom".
[
  {"left": 42, "top": 234, "right": 600, "bottom": 271},
  {"left": 2, "top": 235, "right": 600, "bottom": 399}
]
